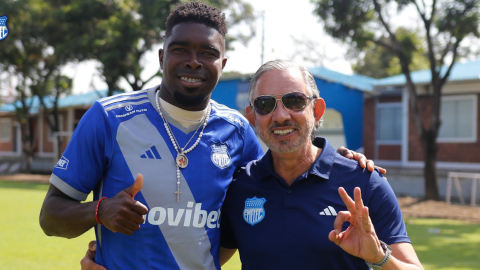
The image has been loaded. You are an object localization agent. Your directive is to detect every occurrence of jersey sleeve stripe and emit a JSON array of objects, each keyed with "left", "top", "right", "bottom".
[
  {"left": 50, "top": 174, "right": 89, "bottom": 201},
  {"left": 99, "top": 92, "right": 148, "bottom": 106},
  {"left": 98, "top": 90, "right": 147, "bottom": 102}
]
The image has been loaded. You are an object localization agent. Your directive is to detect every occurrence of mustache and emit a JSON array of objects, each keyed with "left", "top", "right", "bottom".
[{"left": 268, "top": 121, "right": 300, "bottom": 132}]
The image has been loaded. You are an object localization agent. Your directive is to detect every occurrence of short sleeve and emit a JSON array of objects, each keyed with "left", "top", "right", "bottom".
[
  {"left": 50, "top": 102, "right": 112, "bottom": 201},
  {"left": 366, "top": 171, "right": 411, "bottom": 245},
  {"left": 240, "top": 124, "right": 263, "bottom": 166}
]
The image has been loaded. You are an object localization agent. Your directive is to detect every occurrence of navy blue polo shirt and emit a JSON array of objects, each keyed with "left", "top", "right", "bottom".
[{"left": 220, "top": 137, "right": 410, "bottom": 270}]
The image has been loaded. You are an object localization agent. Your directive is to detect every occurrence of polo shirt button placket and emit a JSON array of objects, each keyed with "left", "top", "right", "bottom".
[{"left": 287, "top": 189, "right": 292, "bottom": 194}]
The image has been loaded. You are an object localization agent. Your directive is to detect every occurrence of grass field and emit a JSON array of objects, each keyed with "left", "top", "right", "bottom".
[{"left": 1, "top": 181, "right": 479, "bottom": 269}]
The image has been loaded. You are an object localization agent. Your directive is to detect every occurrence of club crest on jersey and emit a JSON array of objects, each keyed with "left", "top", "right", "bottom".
[
  {"left": 243, "top": 197, "right": 266, "bottom": 226},
  {"left": 210, "top": 142, "right": 231, "bottom": 169},
  {"left": 0, "top": 16, "right": 9, "bottom": 41}
]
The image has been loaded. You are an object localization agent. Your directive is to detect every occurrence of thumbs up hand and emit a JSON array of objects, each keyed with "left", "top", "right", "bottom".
[
  {"left": 124, "top": 173, "right": 144, "bottom": 198},
  {"left": 96, "top": 174, "right": 149, "bottom": 235}
]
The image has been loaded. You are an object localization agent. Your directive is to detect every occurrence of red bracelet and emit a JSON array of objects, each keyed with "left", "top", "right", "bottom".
[{"left": 95, "top": 197, "right": 108, "bottom": 225}]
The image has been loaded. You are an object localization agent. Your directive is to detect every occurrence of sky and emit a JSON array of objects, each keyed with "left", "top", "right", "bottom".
[{"left": 66, "top": 0, "right": 353, "bottom": 94}]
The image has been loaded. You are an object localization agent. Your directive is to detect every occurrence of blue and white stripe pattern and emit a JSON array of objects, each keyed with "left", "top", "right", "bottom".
[{"left": 99, "top": 90, "right": 150, "bottom": 112}]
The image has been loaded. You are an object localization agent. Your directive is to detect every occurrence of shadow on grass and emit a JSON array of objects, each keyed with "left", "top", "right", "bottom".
[
  {"left": 406, "top": 218, "right": 480, "bottom": 269},
  {"left": 0, "top": 181, "right": 49, "bottom": 191}
]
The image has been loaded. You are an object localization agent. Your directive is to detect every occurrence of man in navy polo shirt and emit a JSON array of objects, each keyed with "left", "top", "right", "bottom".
[{"left": 219, "top": 60, "right": 424, "bottom": 270}]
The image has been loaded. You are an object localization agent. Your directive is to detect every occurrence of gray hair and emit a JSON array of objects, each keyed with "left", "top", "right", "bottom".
[{"left": 248, "top": 59, "right": 323, "bottom": 130}]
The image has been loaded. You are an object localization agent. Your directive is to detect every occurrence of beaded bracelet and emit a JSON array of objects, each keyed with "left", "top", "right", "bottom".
[{"left": 95, "top": 197, "right": 108, "bottom": 225}]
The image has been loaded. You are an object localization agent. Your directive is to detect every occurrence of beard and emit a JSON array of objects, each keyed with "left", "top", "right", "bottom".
[
  {"left": 173, "top": 91, "right": 206, "bottom": 107},
  {"left": 257, "top": 119, "right": 316, "bottom": 154}
]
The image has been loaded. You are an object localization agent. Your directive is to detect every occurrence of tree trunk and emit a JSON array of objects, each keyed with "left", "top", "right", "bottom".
[
  {"left": 21, "top": 141, "right": 34, "bottom": 173},
  {"left": 56, "top": 136, "right": 63, "bottom": 161},
  {"left": 24, "top": 154, "right": 32, "bottom": 173},
  {"left": 422, "top": 130, "right": 440, "bottom": 200},
  {"left": 22, "top": 143, "right": 35, "bottom": 174},
  {"left": 19, "top": 116, "right": 37, "bottom": 174}
]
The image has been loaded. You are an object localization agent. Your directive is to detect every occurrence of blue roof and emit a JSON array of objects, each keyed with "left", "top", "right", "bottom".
[
  {"left": 375, "top": 58, "right": 480, "bottom": 86},
  {"left": 58, "top": 90, "right": 110, "bottom": 107},
  {"left": 0, "top": 90, "right": 111, "bottom": 114},
  {"left": 309, "top": 67, "right": 376, "bottom": 92}
]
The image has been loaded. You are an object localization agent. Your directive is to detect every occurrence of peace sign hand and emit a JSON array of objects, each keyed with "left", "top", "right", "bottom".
[{"left": 328, "top": 187, "right": 386, "bottom": 263}]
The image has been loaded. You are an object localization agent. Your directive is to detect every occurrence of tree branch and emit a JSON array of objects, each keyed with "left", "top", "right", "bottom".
[
  {"left": 372, "top": 0, "right": 395, "bottom": 38},
  {"left": 143, "top": 71, "right": 161, "bottom": 86},
  {"left": 439, "top": 38, "right": 453, "bottom": 65},
  {"left": 412, "top": 0, "right": 427, "bottom": 22},
  {"left": 440, "top": 39, "right": 461, "bottom": 87},
  {"left": 366, "top": 36, "right": 390, "bottom": 50}
]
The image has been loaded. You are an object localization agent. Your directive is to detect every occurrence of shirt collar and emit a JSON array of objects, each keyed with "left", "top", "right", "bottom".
[
  {"left": 254, "top": 137, "right": 336, "bottom": 181},
  {"left": 308, "top": 137, "right": 336, "bottom": 180}
]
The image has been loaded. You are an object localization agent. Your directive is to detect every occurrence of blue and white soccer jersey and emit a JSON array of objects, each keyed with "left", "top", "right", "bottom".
[
  {"left": 50, "top": 86, "right": 263, "bottom": 270},
  {"left": 220, "top": 137, "right": 410, "bottom": 270}
]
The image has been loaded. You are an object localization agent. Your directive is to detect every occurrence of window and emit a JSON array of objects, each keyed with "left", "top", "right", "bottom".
[
  {"left": 0, "top": 118, "right": 11, "bottom": 142},
  {"left": 376, "top": 103, "right": 402, "bottom": 143},
  {"left": 438, "top": 95, "right": 477, "bottom": 142}
]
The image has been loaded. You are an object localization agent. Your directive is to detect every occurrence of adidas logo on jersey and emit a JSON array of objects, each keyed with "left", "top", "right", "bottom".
[
  {"left": 140, "top": 146, "right": 162, "bottom": 159},
  {"left": 319, "top": 206, "right": 337, "bottom": 216}
]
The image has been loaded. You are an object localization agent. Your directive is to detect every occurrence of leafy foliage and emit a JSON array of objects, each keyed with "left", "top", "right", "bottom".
[
  {"left": 351, "top": 28, "right": 430, "bottom": 78},
  {"left": 80, "top": 0, "right": 257, "bottom": 94}
]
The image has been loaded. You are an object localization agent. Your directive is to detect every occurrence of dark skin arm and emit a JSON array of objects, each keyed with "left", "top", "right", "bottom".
[
  {"left": 40, "top": 174, "right": 148, "bottom": 239},
  {"left": 220, "top": 247, "right": 237, "bottom": 266},
  {"left": 81, "top": 243, "right": 237, "bottom": 269},
  {"left": 337, "top": 146, "right": 387, "bottom": 175},
  {"left": 81, "top": 241, "right": 107, "bottom": 270},
  {"left": 40, "top": 184, "right": 97, "bottom": 238}
]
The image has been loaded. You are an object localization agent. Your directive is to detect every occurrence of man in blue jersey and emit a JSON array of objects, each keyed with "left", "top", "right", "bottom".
[
  {"left": 40, "top": 3, "right": 263, "bottom": 269},
  {"left": 41, "top": 3, "right": 377, "bottom": 270},
  {"left": 219, "top": 60, "right": 424, "bottom": 270}
]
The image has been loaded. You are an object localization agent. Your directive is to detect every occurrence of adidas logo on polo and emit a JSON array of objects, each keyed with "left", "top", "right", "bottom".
[
  {"left": 140, "top": 146, "right": 162, "bottom": 159},
  {"left": 319, "top": 206, "right": 337, "bottom": 216}
]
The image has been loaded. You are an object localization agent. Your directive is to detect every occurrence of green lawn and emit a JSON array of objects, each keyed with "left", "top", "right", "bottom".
[
  {"left": 1, "top": 181, "right": 479, "bottom": 269},
  {"left": 0, "top": 181, "right": 95, "bottom": 270},
  {"left": 404, "top": 218, "right": 480, "bottom": 270}
]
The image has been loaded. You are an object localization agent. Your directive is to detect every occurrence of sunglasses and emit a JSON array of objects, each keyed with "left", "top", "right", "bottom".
[{"left": 252, "top": 92, "right": 316, "bottom": 116}]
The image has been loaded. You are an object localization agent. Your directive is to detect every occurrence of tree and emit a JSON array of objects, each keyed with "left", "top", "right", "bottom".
[
  {"left": 351, "top": 28, "right": 430, "bottom": 78},
  {"left": 288, "top": 34, "right": 339, "bottom": 67},
  {"left": 0, "top": 0, "right": 115, "bottom": 171},
  {"left": 35, "top": 74, "right": 73, "bottom": 161},
  {"left": 84, "top": 0, "right": 257, "bottom": 95},
  {"left": 0, "top": 0, "right": 52, "bottom": 172},
  {"left": 312, "top": 0, "right": 480, "bottom": 200}
]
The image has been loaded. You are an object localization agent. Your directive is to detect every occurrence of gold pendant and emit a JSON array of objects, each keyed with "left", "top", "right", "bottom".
[{"left": 176, "top": 154, "right": 188, "bottom": 168}]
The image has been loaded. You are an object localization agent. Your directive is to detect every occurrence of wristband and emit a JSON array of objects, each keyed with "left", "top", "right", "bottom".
[
  {"left": 365, "top": 240, "right": 392, "bottom": 269},
  {"left": 95, "top": 197, "right": 108, "bottom": 225}
]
